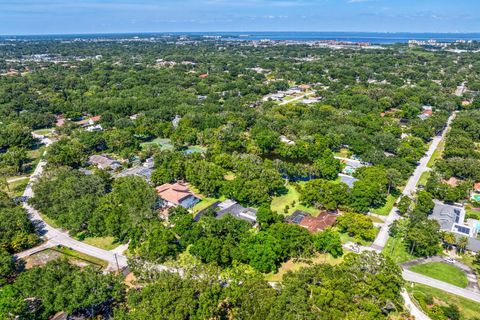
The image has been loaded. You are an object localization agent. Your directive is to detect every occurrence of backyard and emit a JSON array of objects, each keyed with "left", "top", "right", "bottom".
[{"left": 270, "top": 184, "right": 319, "bottom": 216}]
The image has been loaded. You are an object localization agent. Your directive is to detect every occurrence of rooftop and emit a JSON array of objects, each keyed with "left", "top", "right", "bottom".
[
  {"left": 287, "top": 210, "right": 337, "bottom": 233},
  {"left": 156, "top": 182, "right": 197, "bottom": 206}
]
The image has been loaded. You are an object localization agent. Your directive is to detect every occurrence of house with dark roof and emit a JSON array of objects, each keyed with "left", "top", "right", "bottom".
[
  {"left": 429, "top": 200, "right": 480, "bottom": 252},
  {"left": 286, "top": 210, "right": 337, "bottom": 233},
  {"left": 194, "top": 199, "right": 257, "bottom": 223},
  {"left": 88, "top": 155, "right": 122, "bottom": 171}
]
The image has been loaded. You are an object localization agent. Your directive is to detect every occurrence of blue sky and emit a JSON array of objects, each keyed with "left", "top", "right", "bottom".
[{"left": 0, "top": 0, "right": 479, "bottom": 35}]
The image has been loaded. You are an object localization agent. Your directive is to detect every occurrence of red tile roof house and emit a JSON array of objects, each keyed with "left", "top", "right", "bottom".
[
  {"left": 77, "top": 115, "right": 101, "bottom": 127},
  {"left": 287, "top": 210, "right": 337, "bottom": 233},
  {"left": 156, "top": 182, "right": 200, "bottom": 209}
]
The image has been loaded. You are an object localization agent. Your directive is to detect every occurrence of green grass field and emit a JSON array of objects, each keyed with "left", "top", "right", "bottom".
[
  {"left": 382, "top": 236, "right": 415, "bottom": 264},
  {"left": 192, "top": 196, "right": 225, "bottom": 213},
  {"left": 406, "top": 283, "right": 480, "bottom": 320},
  {"left": 265, "top": 253, "right": 343, "bottom": 282},
  {"left": 409, "top": 262, "right": 468, "bottom": 288},
  {"left": 370, "top": 194, "right": 397, "bottom": 216},
  {"left": 270, "top": 184, "right": 319, "bottom": 216},
  {"left": 417, "top": 171, "right": 431, "bottom": 187},
  {"left": 81, "top": 236, "right": 120, "bottom": 251},
  {"left": 427, "top": 139, "right": 445, "bottom": 168}
]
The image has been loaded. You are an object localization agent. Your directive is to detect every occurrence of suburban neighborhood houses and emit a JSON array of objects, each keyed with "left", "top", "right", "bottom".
[{"left": 2, "top": 29, "right": 480, "bottom": 319}]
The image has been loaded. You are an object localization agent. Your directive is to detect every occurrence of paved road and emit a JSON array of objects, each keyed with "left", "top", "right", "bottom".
[
  {"left": 371, "top": 113, "right": 456, "bottom": 251},
  {"left": 278, "top": 92, "right": 314, "bottom": 105},
  {"left": 14, "top": 241, "right": 55, "bottom": 259},
  {"left": 22, "top": 157, "right": 128, "bottom": 272},
  {"left": 401, "top": 289, "right": 431, "bottom": 320},
  {"left": 403, "top": 269, "right": 480, "bottom": 303}
]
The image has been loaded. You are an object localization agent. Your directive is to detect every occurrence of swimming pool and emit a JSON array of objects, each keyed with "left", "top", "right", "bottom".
[{"left": 472, "top": 194, "right": 480, "bottom": 202}]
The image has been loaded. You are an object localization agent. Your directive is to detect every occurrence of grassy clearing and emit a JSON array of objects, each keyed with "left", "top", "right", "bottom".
[
  {"left": 140, "top": 137, "right": 174, "bottom": 151},
  {"left": 370, "top": 194, "right": 397, "bottom": 216},
  {"left": 406, "top": 282, "right": 480, "bottom": 320},
  {"left": 465, "top": 208, "right": 480, "bottom": 220},
  {"left": 427, "top": 139, "right": 445, "bottom": 168},
  {"left": 265, "top": 253, "right": 344, "bottom": 282},
  {"left": 369, "top": 215, "right": 384, "bottom": 223},
  {"left": 417, "top": 171, "right": 431, "bottom": 187},
  {"left": 38, "top": 212, "right": 62, "bottom": 229},
  {"left": 81, "top": 236, "right": 119, "bottom": 251},
  {"left": 409, "top": 262, "right": 468, "bottom": 288},
  {"left": 339, "top": 231, "right": 376, "bottom": 247},
  {"left": 33, "top": 128, "right": 54, "bottom": 136},
  {"left": 270, "top": 184, "right": 319, "bottom": 216},
  {"left": 192, "top": 196, "right": 225, "bottom": 213},
  {"left": 382, "top": 236, "right": 415, "bottom": 264},
  {"left": 334, "top": 148, "right": 350, "bottom": 158},
  {"left": 2, "top": 177, "right": 29, "bottom": 197},
  {"left": 52, "top": 246, "right": 108, "bottom": 268}
]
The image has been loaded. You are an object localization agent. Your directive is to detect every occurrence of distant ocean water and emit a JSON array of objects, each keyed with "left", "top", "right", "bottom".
[{"left": 2, "top": 32, "right": 480, "bottom": 44}]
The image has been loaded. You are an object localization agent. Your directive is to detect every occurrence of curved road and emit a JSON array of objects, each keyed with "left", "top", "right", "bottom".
[{"left": 21, "top": 159, "right": 128, "bottom": 272}]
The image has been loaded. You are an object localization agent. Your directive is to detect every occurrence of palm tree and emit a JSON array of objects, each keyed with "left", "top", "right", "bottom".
[
  {"left": 456, "top": 236, "right": 469, "bottom": 254},
  {"left": 441, "top": 231, "right": 456, "bottom": 251}
]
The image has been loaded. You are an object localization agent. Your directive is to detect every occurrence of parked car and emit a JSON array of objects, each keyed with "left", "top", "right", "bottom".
[{"left": 443, "top": 257, "right": 455, "bottom": 264}]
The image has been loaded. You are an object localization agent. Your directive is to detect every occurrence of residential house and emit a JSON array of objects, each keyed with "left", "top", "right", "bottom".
[
  {"left": 78, "top": 115, "right": 101, "bottom": 127},
  {"left": 194, "top": 199, "right": 257, "bottom": 223},
  {"left": 117, "top": 166, "right": 154, "bottom": 182},
  {"left": 156, "top": 182, "right": 200, "bottom": 209},
  {"left": 429, "top": 200, "right": 480, "bottom": 252},
  {"left": 286, "top": 210, "right": 337, "bottom": 233},
  {"left": 88, "top": 155, "right": 122, "bottom": 171}
]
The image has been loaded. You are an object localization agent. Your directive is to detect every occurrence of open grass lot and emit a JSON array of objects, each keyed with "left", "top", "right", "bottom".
[
  {"left": 140, "top": 137, "right": 174, "bottom": 151},
  {"left": 427, "top": 139, "right": 445, "bottom": 168},
  {"left": 382, "top": 236, "right": 415, "bottom": 264},
  {"left": 81, "top": 236, "right": 119, "bottom": 251},
  {"left": 334, "top": 148, "right": 350, "bottom": 158},
  {"left": 370, "top": 194, "right": 397, "bottom": 216},
  {"left": 265, "top": 253, "right": 343, "bottom": 282},
  {"left": 32, "top": 128, "right": 55, "bottom": 136},
  {"left": 417, "top": 171, "right": 431, "bottom": 187},
  {"left": 406, "top": 283, "right": 480, "bottom": 320},
  {"left": 270, "top": 184, "right": 319, "bottom": 216},
  {"left": 1, "top": 177, "right": 29, "bottom": 197},
  {"left": 409, "top": 262, "right": 468, "bottom": 288}
]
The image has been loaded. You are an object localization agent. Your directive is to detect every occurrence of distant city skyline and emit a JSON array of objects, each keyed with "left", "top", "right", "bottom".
[{"left": 0, "top": 0, "right": 479, "bottom": 35}]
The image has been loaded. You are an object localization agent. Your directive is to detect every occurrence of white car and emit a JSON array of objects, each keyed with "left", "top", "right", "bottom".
[{"left": 443, "top": 257, "right": 455, "bottom": 264}]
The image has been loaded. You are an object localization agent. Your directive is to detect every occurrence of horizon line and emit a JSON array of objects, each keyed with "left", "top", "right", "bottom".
[{"left": 2, "top": 30, "right": 480, "bottom": 37}]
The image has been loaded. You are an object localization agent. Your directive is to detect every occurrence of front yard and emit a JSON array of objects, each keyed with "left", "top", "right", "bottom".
[{"left": 409, "top": 262, "right": 468, "bottom": 288}]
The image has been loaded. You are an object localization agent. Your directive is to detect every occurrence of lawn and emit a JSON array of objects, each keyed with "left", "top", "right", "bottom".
[
  {"left": 406, "top": 283, "right": 480, "bottom": 320},
  {"left": 465, "top": 208, "right": 480, "bottom": 220},
  {"left": 265, "top": 253, "right": 343, "bottom": 282},
  {"left": 382, "top": 236, "right": 416, "bottom": 264},
  {"left": 417, "top": 171, "right": 431, "bottom": 187},
  {"left": 192, "top": 196, "right": 225, "bottom": 213},
  {"left": 81, "top": 236, "right": 120, "bottom": 251},
  {"left": 339, "top": 231, "right": 377, "bottom": 247},
  {"left": 427, "top": 139, "right": 445, "bottom": 168},
  {"left": 370, "top": 194, "right": 397, "bottom": 216},
  {"left": 52, "top": 246, "right": 108, "bottom": 268},
  {"left": 334, "top": 148, "right": 350, "bottom": 158},
  {"left": 2, "top": 177, "right": 29, "bottom": 197},
  {"left": 33, "top": 128, "right": 54, "bottom": 136},
  {"left": 270, "top": 184, "right": 319, "bottom": 216},
  {"left": 140, "top": 137, "right": 174, "bottom": 151},
  {"left": 409, "top": 262, "right": 468, "bottom": 288}
]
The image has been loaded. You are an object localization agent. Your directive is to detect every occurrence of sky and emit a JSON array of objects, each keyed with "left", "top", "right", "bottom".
[{"left": 0, "top": 0, "right": 479, "bottom": 35}]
